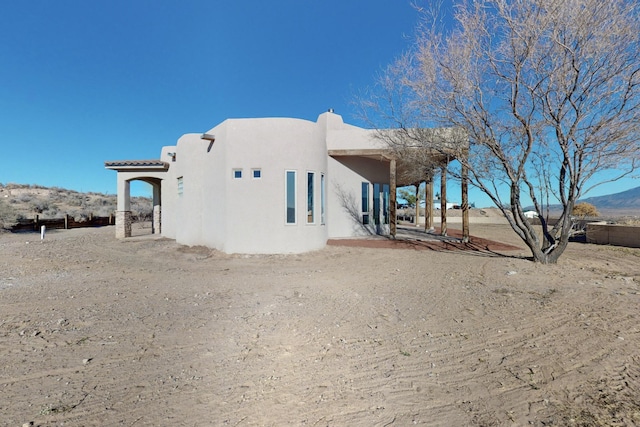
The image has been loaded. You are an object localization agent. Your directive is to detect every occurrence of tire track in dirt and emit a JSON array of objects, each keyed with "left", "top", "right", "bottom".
[{"left": 2, "top": 227, "right": 638, "bottom": 426}]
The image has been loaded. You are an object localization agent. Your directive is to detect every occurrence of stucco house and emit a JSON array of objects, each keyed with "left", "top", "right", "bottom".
[{"left": 105, "top": 111, "right": 469, "bottom": 254}]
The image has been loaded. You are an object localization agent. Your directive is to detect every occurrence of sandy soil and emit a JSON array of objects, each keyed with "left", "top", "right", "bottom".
[{"left": 1, "top": 223, "right": 639, "bottom": 426}]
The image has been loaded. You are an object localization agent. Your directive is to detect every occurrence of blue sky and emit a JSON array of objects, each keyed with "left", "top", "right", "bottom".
[
  {"left": 0, "top": 1, "right": 636, "bottom": 207},
  {"left": 0, "top": 1, "right": 419, "bottom": 195}
]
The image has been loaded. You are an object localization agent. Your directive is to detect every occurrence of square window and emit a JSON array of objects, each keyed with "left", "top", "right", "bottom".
[
  {"left": 252, "top": 169, "right": 261, "bottom": 179},
  {"left": 233, "top": 169, "right": 242, "bottom": 179}
]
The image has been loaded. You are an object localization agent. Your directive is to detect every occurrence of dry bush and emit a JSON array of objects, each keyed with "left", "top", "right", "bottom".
[
  {"left": 0, "top": 198, "right": 19, "bottom": 229},
  {"left": 618, "top": 218, "right": 640, "bottom": 226},
  {"left": 0, "top": 183, "right": 152, "bottom": 221},
  {"left": 573, "top": 203, "right": 600, "bottom": 218}
]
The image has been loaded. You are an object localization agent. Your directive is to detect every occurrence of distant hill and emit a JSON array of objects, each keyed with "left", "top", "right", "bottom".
[
  {"left": 0, "top": 183, "right": 152, "bottom": 228},
  {"left": 580, "top": 186, "right": 640, "bottom": 213},
  {"left": 524, "top": 185, "right": 640, "bottom": 217}
]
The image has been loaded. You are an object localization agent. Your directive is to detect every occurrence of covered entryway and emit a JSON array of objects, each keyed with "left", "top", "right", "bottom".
[
  {"left": 104, "top": 160, "right": 169, "bottom": 238},
  {"left": 328, "top": 148, "right": 470, "bottom": 242}
]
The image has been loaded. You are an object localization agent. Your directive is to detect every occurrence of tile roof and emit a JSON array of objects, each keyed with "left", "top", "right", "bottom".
[{"left": 104, "top": 160, "right": 169, "bottom": 170}]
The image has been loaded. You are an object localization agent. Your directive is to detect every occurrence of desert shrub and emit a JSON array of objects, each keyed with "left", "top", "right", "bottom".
[
  {"left": 66, "top": 193, "right": 84, "bottom": 207},
  {"left": 130, "top": 197, "right": 153, "bottom": 223},
  {"left": 29, "top": 200, "right": 52, "bottom": 214},
  {"left": 0, "top": 199, "right": 19, "bottom": 228},
  {"left": 42, "top": 204, "right": 60, "bottom": 218},
  {"left": 617, "top": 218, "right": 640, "bottom": 226},
  {"left": 17, "top": 194, "right": 33, "bottom": 203},
  {"left": 573, "top": 202, "right": 599, "bottom": 218}
]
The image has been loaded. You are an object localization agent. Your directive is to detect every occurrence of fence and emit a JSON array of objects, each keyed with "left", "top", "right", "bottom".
[
  {"left": 8, "top": 214, "right": 115, "bottom": 232},
  {"left": 586, "top": 222, "right": 640, "bottom": 249}
]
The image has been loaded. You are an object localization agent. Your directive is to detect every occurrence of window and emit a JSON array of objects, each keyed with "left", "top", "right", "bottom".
[
  {"left": 252, "top": 169, "right": 261, "bottom": 179},
  {"left": 383, "top": 184, "right": 390, "bottom": 224},
  {"left": 373, "top": 183, "right": 380, "bottom": 224},
  {"left": 307, "top": 172, "right": 314, "bottom": 223},
  {"left": 361, "top": 182, "right": 369, "bottom": 225},
  {"left": 177, "top": 177, "right": 184, "bottom": 197},
  {"left": 233, "top": 169, "right": 242, "bottom": 179},
  {"left": 286, "top": 170, "right": 296, "bottom": 224},
  {"left": 372, "top": 183, "right": 390, "bottom": 225},
  {"left": 320, "top": 173, "right": 325, "bottom": 225}
]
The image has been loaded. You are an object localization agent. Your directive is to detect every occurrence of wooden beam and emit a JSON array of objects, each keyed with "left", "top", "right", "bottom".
[
  {"left": 440, "top": 167, "right": 447, "bottom": 236},
  {"left": 425, "top": 174, "right": 433, "bottom": 231},
  {"left": 415, "top": 183, "right": 420, "bottom": 227},
  {"left": 327, "top": 149, "right": 395, "bottom": 161},
  {"left": 461, "top": 164, "right": 470, "bottom": 243}
]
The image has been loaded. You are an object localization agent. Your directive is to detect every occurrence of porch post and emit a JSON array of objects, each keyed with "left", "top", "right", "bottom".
[
  {"left": 415, "top": 183, "right": 420, "bottom": 227},
  {"left": 440, "top": 166, "right": 447, "bottom": 236},
  {"left": 115, "top": 176, "right": 132, "bottom": 238},
  {"left": 390, "top": 158, "right": 397, "bottom": 239},
  {"left": 461, "top": 163, "right": 470, "bottom": 243},
  {"left": 425, "top": 173, "right": 433, "bottom": 231},
  {"left": 152, "top": 183, "right": 161, "bottom": 235}
]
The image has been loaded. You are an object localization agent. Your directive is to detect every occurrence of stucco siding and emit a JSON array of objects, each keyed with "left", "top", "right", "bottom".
[
  {"left": 220, "top": 118, "right": 328, "bottom": 253},
  {"left": 165, "top": 128, "right": 228, "bottom": 248},
  {"left": 159, "top": 146, "right": 178, "bottom": 239},
  {"left": 326, "top": 128, "right": 385, "bottom": 151},
  {"left": 110, "top": 111, "right": 401, "bottom": 254},
  {"left": 327, "top": 156, "right": 390, "bottom": 238}
]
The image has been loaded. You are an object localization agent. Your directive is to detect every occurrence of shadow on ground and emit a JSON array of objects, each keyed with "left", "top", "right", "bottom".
[{"left": 328, "top": 225, "right": 523, "bottom": 256}]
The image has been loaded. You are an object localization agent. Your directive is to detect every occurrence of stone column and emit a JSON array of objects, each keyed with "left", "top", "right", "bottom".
[
  {"left": 115, "top": 176, "right": 131, "bottom": 238},
  {"left": 152, "top": 205, "right": 161, "bottom": 235},
  {"left": 115, "top": 211, "right": 132, "bottom": 238}
]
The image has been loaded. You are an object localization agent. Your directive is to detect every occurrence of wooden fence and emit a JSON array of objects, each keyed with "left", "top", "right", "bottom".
[{"left": 8, "top": 214, "right": 115, "bottom": 232}]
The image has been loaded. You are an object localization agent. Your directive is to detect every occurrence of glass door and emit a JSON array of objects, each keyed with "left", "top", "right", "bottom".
[{"left": 373, "top": 183, "right": 390, "bottom": 235}]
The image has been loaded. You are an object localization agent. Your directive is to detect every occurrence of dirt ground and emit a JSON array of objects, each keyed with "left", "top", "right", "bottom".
[{"left": 1, "top": 223, "right": 639, "bottom": 426}]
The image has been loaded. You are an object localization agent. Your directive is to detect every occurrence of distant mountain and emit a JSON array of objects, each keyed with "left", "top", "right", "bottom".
[
  {"left": 580, "top": 186, "right": 640, "bottom": 212},
  {"left": 523, "top": 185, "right": 640, "bottom": 216}
]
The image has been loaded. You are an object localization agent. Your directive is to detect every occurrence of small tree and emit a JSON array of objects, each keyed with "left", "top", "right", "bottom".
[
  {"left": 364, "top": 0, "right": 640, "bottom": 263},
  {"left": 398, "top": 186, "right": 425, "bottom": 207},
  {"left": 572, "top": 202, "right": 599, "bottom": 218}
]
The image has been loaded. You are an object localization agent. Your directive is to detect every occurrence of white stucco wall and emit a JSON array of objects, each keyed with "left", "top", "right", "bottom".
[
  {"left": 326, "top": 156, "right": 391, "bottom": 238},
  {"left": 147, "top": 111, "right": 393, "bottom": 254},
  {"left": 163, "top": 129, "right": 229, "bottom": 249},
  {"left": 160, "top": 116, "right": 330, "bottom": 254},
  {"left": 217, "top": 117, "right": 328, "bottom": 253},
  {"left": 159, "top": 145, "right": 178, "bottom": 239}
]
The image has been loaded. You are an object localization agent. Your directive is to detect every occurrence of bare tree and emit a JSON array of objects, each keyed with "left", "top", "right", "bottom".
[{"left": 364, "top": 0, "right": 640, "bottom": 263}]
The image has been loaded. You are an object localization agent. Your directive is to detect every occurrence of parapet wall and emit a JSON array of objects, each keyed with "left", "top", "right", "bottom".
[{"left": 586, "top": 222, "right": 640, "bottom": 248}]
